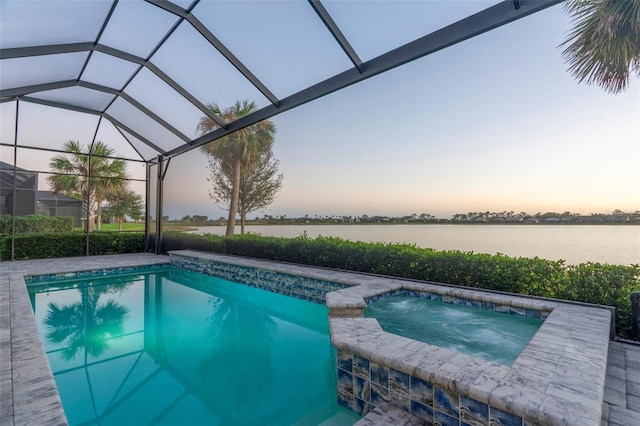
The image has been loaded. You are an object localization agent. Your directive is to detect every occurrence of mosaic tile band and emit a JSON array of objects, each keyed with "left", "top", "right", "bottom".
[
  {"left": 170, "top": 253, "right": 349, "bottom": 304},
  {"left": 337, "top": 348, "right": 526, "bottom": 426}
]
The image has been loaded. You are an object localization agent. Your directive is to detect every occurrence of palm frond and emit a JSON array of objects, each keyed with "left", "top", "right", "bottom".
[{"left": 561, "top": 0, "right": 640, "bottom": 94}]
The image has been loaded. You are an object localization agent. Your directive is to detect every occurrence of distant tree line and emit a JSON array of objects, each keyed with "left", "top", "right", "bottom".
[
  {"left": 174, "top": 215, "right": 225, "bottom": 225},
  {"left": 449, "top": 210, "right": 640, "bottom": 224},
  {"left": 251, "top": 210, "right": 639, "bottom": 225},
  {"left": 165, "top": 210, "right": 640, "bottom": 225}
]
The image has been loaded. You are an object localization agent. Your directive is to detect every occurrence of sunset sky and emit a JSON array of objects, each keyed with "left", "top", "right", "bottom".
[
  {"left": 2, "top": 1, "right": 638, "bottom": 220},
  {"left": 161, "top": 3, "right": 639, "bottom": 220}
]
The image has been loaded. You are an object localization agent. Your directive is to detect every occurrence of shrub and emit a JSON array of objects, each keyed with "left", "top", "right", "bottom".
[
  {"left": 160, "top": 232, "right": 640, "bottom": 338},
  {"left": 161, "top": 230, "right": 226, "bottom": 253},
  {"left": 0, "top": 214, "right": 74, "bottom": 234},
  {"left": 0, "top": 232, "right": 145, "bottom": 260}
]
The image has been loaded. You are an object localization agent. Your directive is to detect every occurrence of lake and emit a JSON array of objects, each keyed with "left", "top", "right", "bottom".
[{"left": 186, "top": 224, "right": 640, "bottom": 266}]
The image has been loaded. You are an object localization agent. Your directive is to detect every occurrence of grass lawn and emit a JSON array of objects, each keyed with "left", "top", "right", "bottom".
[
  {"left": 71, "top": 223, "right": 199, "bottom": 232},
  {"left": 73, "top": 223, "right": 145, "bottom": 232}
]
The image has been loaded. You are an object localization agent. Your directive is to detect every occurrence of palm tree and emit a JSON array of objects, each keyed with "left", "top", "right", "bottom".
[
  {"left": 561, "top": 0, "right": 640, "bottom": 94},
  {"left": 48, "top": 140, "right": 127, "bottom": 231},
  {"left": 197, "top": 100, "right": 275, "bottom": 236}
]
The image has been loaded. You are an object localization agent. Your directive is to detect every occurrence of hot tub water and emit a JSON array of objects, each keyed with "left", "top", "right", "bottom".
[{"left": 364, "top": 295, "right": 543, "bottom": 365}]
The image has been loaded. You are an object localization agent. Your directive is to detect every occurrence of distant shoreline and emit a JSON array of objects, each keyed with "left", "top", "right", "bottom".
[{"left": 165, "top": 222, "right": 640, "bottom": 227}]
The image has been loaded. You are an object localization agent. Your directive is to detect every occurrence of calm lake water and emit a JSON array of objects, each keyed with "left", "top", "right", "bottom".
[{"left": 187, "top": 224, "right": 640, "bottom": 266}]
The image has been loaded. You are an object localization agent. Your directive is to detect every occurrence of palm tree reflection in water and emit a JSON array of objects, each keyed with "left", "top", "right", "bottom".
[
  {"left": 44, "top": 278, "right": 133, "bottom": 361},
  {"left": 198, "top": 295, "right": 277, "bottom": 417}
]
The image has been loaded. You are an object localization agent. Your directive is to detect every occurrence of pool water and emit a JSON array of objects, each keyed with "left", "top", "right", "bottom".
[
  {"left": 29, "top": 267, "right": 360, "bottom": 425},
  {"left": 364, "top": 295, "right": 544, "bottom": 365}
]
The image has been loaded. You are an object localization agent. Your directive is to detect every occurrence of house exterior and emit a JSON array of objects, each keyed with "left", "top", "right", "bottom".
[{"left": 0, "top": 162, "right": 82, "bottom": 226}]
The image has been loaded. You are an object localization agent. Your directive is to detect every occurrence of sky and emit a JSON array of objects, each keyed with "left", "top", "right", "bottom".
[{"left": 1, "top": 1, "right": 639, "bottom": 220}]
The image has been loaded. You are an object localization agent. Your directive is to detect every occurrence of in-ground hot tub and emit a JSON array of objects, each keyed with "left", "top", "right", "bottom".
[
  {"left": 364, "top": 292, "right": 544, "bottom": 366},
  {"left": 325, "top": 270, "right": 612, "bottom": 426}
]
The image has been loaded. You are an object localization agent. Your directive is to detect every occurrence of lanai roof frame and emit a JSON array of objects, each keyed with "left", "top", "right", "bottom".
[{"left": 0, "top": 0, "right": 563, "bottom": 258}]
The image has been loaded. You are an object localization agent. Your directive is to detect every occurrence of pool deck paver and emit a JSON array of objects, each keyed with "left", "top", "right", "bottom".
[
  {"left": 601, "top": 341, "right": 640, "bottom": 426},
  {"left": 2, "top": 251, "right": 640, "bottom": 426}
]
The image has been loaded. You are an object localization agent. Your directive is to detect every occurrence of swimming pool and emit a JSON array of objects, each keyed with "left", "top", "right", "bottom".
[
  {"left": 6, "top": 251, "right": 612, "bottom": 426},
  {"left": 28, "top": 266, "right": 360, "bottom": 425},
  {"left": 364, "top": 294, "right": 543, "bottom": 365}
]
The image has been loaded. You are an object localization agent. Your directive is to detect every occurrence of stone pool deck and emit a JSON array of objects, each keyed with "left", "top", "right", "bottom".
[{"left": 0, "top": 251, "right": 637, "bottom": 426}]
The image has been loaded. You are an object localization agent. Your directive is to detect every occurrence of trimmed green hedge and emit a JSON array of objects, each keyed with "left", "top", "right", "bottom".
[
  {"left": 163, "top": 232, "right": 640, "bottom": 338},
  {"left": 3, "top": 230, "right": 638, "bottom": 338},
  {"left": 0, "top": 214, "right": 73, "bottom": 234},
  {"left": 0, "top": 232, "right": 145, "bottom": 260}
]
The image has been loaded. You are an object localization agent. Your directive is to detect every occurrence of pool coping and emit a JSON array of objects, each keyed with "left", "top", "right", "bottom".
[{"left": 2, "top": 250, "right": 612, "bottom": 426}]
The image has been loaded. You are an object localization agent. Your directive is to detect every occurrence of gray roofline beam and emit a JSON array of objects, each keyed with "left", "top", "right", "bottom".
[
  {"left": 93, "top": 44, "right": 225, "bottom": 127},
  {"left": 10, "top": 97, "right": 153, "bottom": 164},
  {"left": 77, "top": 80, "right": 119, "bottom": 95},
  {"left": 103, "top": 114, "right": 166, "bottom": 154},
  {"left": 1, "top": 80, "right": 77, "bottom": 98},
  {"left": 144, "top": 0, "right": 279, "bottom": 106},
  {"left": 187, "top": 14, "right": 280, "bottom": 106},
  {"left": 119, "top": 92, "right": 191, "bottom": 143},
  {"left": 104, "top": 0, "right": 227, "bottom": 127},
  {"left": 76, "top": 81, "right": 191, "bottom": 143},
  {"left": 1, "top": 78, "right": 189, "bottom": 148},
  {"left": 4, "top": 77, "right": 189, "bottom": 144},
  {"left": 165, "top": 0, "right": 561, "bottom": 158},
  {"left": 0, "top": 42, "right": 225, "bottom": 127},
  {"left": 112, "top": 124, "right": 148, "bottom": 162},
  {"left": 76, "top": 1, "right": 120, "bottom": 82},
  {"left": 107, "top": 4, "right": 183, "bottom": 105},
  {"left": 77, "top": 82, "right": 192, "bottom": 145},
  {"left": 0, "top": 42, "right": 94, "bottom": 59},
  {"left": 308, "top": 0, "right": 363, "bottom": 72},
  {"left": 18, "top": 95, "right": 101, "bottom": 116},
  {"left": 146, "top": 62, "right": 226, "bottom": 128},
  {"left": 94, "top": 43, "right": 144, "bottom": 65},
  {"left": 78, "top": 81, "right": 191, "bottom": 143},
  {"left": 144, "top": 0, "right": 191, "bottom": 17},
  {"left": 0, "top": 141, "right": 147, "bottom": 164}
]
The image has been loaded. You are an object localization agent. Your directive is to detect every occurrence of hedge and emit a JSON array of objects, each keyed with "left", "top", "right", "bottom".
[
  {"left": 2, "top": 230, "right": 638, "bottom": 338},
  {"left": 162, "top": 231, "right": 640, "bottom": 338},
  {"left": 0, "top": 232, "right": 145, "bottom": 260},
  {"left": 0, "top": 214, "right": 73, "bottom": 234}
]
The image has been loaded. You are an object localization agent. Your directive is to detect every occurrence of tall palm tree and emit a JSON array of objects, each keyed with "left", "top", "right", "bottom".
[
  {"left": 561, "top": 0, "right": 640, "bottom": 94},
  {"left": 197, "top": 100, "right": 275, "bottom": 236},
  {"left": 48, "top": 140, "right": 127, "bottom": 231}
]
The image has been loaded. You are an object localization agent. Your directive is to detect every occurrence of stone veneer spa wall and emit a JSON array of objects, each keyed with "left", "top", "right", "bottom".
[{"left": 327, "top": 282, "right": 612, "bottom": 426}]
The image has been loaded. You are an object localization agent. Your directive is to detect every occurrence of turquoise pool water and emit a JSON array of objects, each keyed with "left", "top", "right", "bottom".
[
  {"left": 364, "top": 296, "right": 544, "bottom": 365},
  {"left": 29, "top": 267, "right": 360, "bottom": 425}
]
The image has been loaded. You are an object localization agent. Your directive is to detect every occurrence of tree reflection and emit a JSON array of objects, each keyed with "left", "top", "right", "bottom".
[
  {"left": 197, "top": 295, "right": 278, "bottom": 421},
  {"left": 44, "top": 279, "right": 133, "bottom": 361}
]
